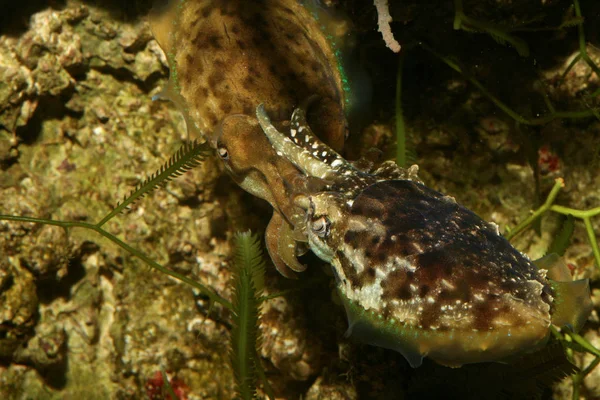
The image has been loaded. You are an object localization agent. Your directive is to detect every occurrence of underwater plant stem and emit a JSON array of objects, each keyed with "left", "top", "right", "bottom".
[
  {"left": 583, "top": 356, "right": 600, "bottom": 377},
  {"left": 395, "top": 52, "right": 407, "bottom": 168},
  {"left": 453, "top": 0, "right": 463, "bottom": 30},
  {"left": 583, "top": 217, "right": 600, "bottom": 271},
  {"left": 567, "top": 331, "right": 600, "bottom": 358},
  {"left": 420, "top": 44, "right": 597, "bottom": 125},
  {"left": 234, "top": 269, "right": 254, "bottom": 400},
  {"left": 96, "top": 141, "right": 209, "bottom": 228},
  {"left": 506, "top": 178, "right": 564, "bottom": 240},
  {"left": 0, "top": 214, "right": 232, "bottom": 310},
  {"left": 453, "top": 0, "right": 529, "bottom": 57},
  {"left": 230, "top": 232, "right": 265, "bottom": 400},
  {"left": 574, "top": 0, "right": 600, "bottom": 79},
  {"left": 254, "top": 349, "right": 275, "bottom": 400},
  {"left": 160, "top": 368, "right": 179, "bottom": 400}
]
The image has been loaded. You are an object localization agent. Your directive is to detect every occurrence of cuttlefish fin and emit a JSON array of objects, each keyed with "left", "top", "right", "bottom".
[
  {"left": 534, "top": 253, "right": 572, "bottom": 281},
  {"left": 550, "top": 279, "right": 592, "bottom": 333},
  {"left": 534, "top": 254, "right": 592, "bottom": 333}
]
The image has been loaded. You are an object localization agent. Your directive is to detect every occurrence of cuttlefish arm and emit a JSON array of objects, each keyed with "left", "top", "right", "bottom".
[
  {"left": 256, "top": 104, "right": 356, "bottom": 182},
  {"left": 266, "top": 211, "right": 309, "bottom": 278},
  {"left": 256, "top": 104, "right": 422, "bottom": 188}
]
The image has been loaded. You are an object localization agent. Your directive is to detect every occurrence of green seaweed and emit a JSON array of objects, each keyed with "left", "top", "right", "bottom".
[
  {"left": 229, "top": 232, "right": 268, "bottom": 400},
  {"left": 395, "top": 52, "right": 407, "bottom": 168},
  {"left": 453, "top": 0, "right": 529, "bottom": 57},
  {"left": 506, "top": 178, "right": 600, "bottom": 272},
  {"left": 547, "top": 214, "right": 575, "bottom": 257},
  {"left": 558, "top": 0, "right": 600, "bottom": 89},
  {"left": 0, "top": 140, "right": 230, "bottom": 309},
  {"left": 0, "top": 140, "right": 278, "bottom": 398},
  {"left": 98, "top": 140, "right": 209, "bottom": 227}
]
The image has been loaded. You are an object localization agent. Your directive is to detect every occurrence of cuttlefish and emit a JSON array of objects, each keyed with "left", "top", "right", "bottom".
[
  {"left": 149, "top": 0, "right": 359, "bottom": 276},
  {"left": 254, "top": 104, "right": 592, "bottom": 368}
]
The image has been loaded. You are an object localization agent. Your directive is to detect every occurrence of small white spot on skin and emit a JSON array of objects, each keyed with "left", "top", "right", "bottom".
[
  {"left": 473, "top": 293, "right": 484, "bottom": 302},
  {"left": 331, "top": 159, "right": 343, "bottom": 167},
  {"left": 312, "top": 143, "right": 319, "bottom": 149},
  {"left": 441, "top": 279, "right": 455, "bottom": 290},
  {"left": 305, "top": 135, "right": 310, "bottom": 142},
  {"left": 290, "top": 129, "right": 296, "bottom": 137},
  {"left": 276, "top": 151, "right": 283, "bottom": 156},
  {"left": 298, "top": 126, "right": 304, "bottom": 133},
  {"left": 321, "top": 151, "right": 328, "bottom": 157},
  {"left": 427, "top": 296, "right": 435, "bottom": 304}
]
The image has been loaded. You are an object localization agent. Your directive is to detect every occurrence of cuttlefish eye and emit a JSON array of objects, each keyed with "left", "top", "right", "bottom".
[
  {"left": 217, "top": 147, "right": 229, "bottom": 160},
  {"left": 311, "top": 216, "right": 330, "bottom": 238}
]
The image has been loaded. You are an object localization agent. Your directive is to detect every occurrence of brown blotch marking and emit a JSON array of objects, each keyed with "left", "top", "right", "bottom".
[
  {"left": 472, "top": 295, "right": 503, "bottom": 331},
  {"left": 219, "top": 102, "right": 233, "bottom": 114},
  {"left": 381, "top": 269, "right": 415, "bottom": 301},
  {"left": 419, "top": 285, "right": 430, "bottom": 297},
  {"left": 268, "top": 64, "right": 279, "bottom": 77},
  {"left": 357, "top": 266, "right": 377, "bottom": 287},
  {"left": 247, "top": 66, "right": 262, "bottom": 79},
  {"left": 231, "top": 24, "right": 240, "bottom": 35},
  {"left": 200, "top": 5, "right": 213, "bottom": 18},
  {"left": 242, "top": 103, "right": 254, "bottom": 115},
  {"left": 351, "top": 198, "right": 386, "bottom": 220},
  {"left": 310, "top": 61, "right": 320, "bottom": 73},
  {"left": 420, "top": 303, "right": 443, "bottom": 330},
  {"left": 344, "top": 231, "right": 357, "bottom": 244},
  {"left": 236, "top": 40, "right": 246, "bottom": 50},
  {"left": 208, "top": 34, "right": 221, "bottom": 49},
  {"left": 201, "top": 87, "right": 209, "bottom": 97},
  {"left": 413, "top": 248, "right": 469, "bottom": 288},
  {"left": 243, "top": 76, "right": 256, "bottom": 89},
  {"left": 337, "top": 251, "right": 361, "bottom": 289},
  {"left": 207, "top": 72, "right": 222, "bottom": 92},
  {"left": 206, "top": 111, "right": 218, "bottom": 126}
]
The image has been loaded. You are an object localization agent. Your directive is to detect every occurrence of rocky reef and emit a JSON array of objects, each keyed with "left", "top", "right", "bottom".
[{"left": 0, "top": 0, "right": 599, "bottom": 399}]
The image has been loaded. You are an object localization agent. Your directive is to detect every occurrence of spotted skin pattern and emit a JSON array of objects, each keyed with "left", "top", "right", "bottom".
[
  {"left": 256, "top": 105, "right": 591, "bottom": 368},
  {"left": 149, "top": 0, "right": 350, "bottom": 276}
]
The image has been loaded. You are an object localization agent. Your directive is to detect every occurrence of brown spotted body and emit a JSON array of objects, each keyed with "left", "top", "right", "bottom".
[
  {"left": 149, "top": 0, "right": 351, "bottom": 276},
  {"left": 256, "top": 105, "right": 592, "bottom": 367},
  {"left": 149, "top": 0, "right": 347, "bottom": 149},
  {"left": 328, "top": 180, "right": 553, "bottom": 367}
]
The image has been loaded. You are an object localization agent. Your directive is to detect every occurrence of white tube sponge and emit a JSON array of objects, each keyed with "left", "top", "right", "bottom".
[{"left": 374, "top": 0, "right": 401, "bottom": 53}]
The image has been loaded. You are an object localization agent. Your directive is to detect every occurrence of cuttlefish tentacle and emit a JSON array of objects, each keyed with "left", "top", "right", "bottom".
[
  {"left": 256, "top": 104, "right": 337, "bottom": 181},
  {"left": 289, "top": 106, "right": 422, "bottom": 183},
  {"left": 256, "top": 104, "right": 368, "bottom": 194},
  {"left": 257, "top": 105, "right": 423, "bottom": 199}
]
